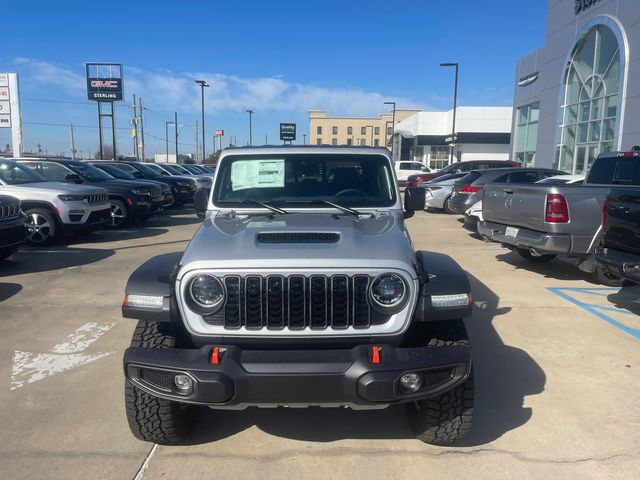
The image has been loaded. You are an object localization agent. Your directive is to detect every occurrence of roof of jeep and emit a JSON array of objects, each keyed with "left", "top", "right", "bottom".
[{"left": 218, "top": 145, "right": 392, "bottom": 159}]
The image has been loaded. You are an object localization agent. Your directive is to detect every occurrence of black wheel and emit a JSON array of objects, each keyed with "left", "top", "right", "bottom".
[
  {"left": 595, "top": 266, "right": 625, "bottom": 287},
  {"left": 0, "top": 245, "right": 20, "bottom": 260},
  {"left": 24, "top": 208, "right": 57, "bottom": 245},
  {"left": 406, "top": 320, "right": 474, "bottom": 445},
  {"left": 109, "top": 200, "right": 129, "bottom": 228},
  {"left": 125, "top": 321, "right": 197, "bottom": 444},
  {"left": 443, "top": 196, "right": 454, "bottom": 214},
  {"left": 516, "top": 247, "right": 556, "bottom": 263}
]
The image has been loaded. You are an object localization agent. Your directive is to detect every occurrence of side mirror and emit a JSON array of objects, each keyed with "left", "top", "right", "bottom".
[
  {"left": 65, "top": 173, "right": 82, "bottom": 183},
  {"left": 404, "top": 187, "right": 426, "bottom": 217},
  {"left": 194, "top": 189, "right": 209, "bottom": 219}
]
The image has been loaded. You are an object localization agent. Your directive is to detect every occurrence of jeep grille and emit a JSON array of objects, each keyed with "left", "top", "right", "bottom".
[
  {"left": 0, "top": 202, "right": 20, "bottom": 220},
  {"left": 87, "top": 193, "right": 109, "bottom": 205}
]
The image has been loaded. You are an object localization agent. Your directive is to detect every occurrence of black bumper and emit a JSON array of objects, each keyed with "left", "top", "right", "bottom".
[
  {"left": 0, "top": 215, "right": 26, "bottom": 248},
  {"left": 595, "top": 247, "right": 640, "bottom": 284},
  {"left": 124, "top": 343, "right": 471, "bottom": 406}
]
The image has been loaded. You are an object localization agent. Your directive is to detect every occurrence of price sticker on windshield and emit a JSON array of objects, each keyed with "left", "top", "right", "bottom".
[{"left": 231, "top": 159, "right": 285, "bottom": 191}]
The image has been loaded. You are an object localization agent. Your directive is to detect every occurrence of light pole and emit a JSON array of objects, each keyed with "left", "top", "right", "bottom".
[
  {"left": 165, "top": 121, "right": 171, "bottom": 161},
  {"left": 384, "top": 101, "right": 396, "bottom": 157},
  {"left": 174, "top": 112, "right": 179, "bottom": 162},
  {"left": 303, "top": 134, "right": 307, "bottom": 145},
  {"left": 246, "top": 109, "right": 254, "bottom": 146},
  {"left": 440, "top": 63, "right": 459, "bottom": 165},
  {"left": 195, "top": 80, "right": 209, "bottom": 163}
]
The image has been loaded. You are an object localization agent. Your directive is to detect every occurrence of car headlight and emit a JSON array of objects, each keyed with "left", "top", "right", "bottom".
[
  {"left": 187, "top": 275, "right": 225, "bottom": 313},
  {"left": 58, "top": 194, "right": 86, "bottom": 202},
  {"left": 130, "top": 188, "right": 150, "bottom": 195},
  {"left": 369, "top": 273, "right": 407, "bottom": 311}
]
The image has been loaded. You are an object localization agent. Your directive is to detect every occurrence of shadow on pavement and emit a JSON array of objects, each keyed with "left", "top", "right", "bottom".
[
  {"left": 69, "top": 227, "right": 169, "bottom": 245},
  {"left": 495, "top": 250, "right": 598, "bottom": 283},
  {"left": 184, "top": 273, "right": 545, "bottom": 446},
  {"left": 0, "top": 246, "right": 115, "bottom": 276},
  {"left": 0, "top": 282, "right": 22, "bottom": 302},
  {"left": 148, "top": 214, "right": 202, "bottom": 228},
  {"left": 607, "top": 284, "right": 640, "bottom": 315}
]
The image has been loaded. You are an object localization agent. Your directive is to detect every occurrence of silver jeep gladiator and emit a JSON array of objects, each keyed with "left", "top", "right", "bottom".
[{"left": 122, "top": 146, "right": 474, "bottom": 445}]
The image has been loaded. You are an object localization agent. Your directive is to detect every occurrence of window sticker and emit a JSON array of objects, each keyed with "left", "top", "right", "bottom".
[{"left": 231, "top": 159, "right": 285, "bottom": 191}]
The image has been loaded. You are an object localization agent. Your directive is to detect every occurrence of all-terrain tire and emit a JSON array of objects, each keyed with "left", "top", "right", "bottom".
[
  {"left": 406, "top": 319, "right": 474, "bottom": 445},
  {"left": 516, "top": 247, "right": 557, "bottom": 263},
  {"left": 124, "top": 321, "right": 197, "bottom": 444}
]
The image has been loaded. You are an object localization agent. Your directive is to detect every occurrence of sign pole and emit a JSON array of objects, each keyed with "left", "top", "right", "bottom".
[
  {"left": 98, "top": 102, "right": 104, "bottom": 159},
  {"left": 111, "top": 102, "right": 117, "bottom": 160}
]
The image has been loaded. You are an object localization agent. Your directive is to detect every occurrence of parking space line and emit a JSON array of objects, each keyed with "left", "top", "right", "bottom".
[
  {"left": 548, "top": 287, "right": 640, "bottom": 340},
  {"left": 133, "top": 443, "right": 158, "bottom": 480}
]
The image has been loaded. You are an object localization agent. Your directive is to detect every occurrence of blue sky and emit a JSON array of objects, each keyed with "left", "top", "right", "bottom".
[{"left": 2, "top": 0, "right": 548, "bottom": 158}]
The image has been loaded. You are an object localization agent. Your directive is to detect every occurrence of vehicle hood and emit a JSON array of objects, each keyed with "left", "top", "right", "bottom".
[
  {"left": 0, "top": 181, "right": 107, "bottom": 197},
  {"left": 178, "top": 212, "right": 417, "bottom": 275}
]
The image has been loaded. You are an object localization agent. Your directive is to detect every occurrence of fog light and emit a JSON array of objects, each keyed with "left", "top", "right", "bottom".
[
  {"left": 399, "top": 373, "right": 423, "bottom": 393},
  {"left": 173, "top": 374, "right": 194, "bottom": 395}
]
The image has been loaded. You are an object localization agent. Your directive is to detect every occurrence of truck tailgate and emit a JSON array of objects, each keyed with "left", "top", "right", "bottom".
[{"left": 483, "top": 184, "right": 550, "bottom": 231}]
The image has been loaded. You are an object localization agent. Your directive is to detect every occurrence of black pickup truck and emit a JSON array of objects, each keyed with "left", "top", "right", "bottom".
[{"left": 595, "top": 188, "right": 640, "bottom": 285}]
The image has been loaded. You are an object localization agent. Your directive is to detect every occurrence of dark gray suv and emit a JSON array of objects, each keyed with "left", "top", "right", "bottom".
[{"left": 448, "top": 167, "right": 566, "bottom": 215}]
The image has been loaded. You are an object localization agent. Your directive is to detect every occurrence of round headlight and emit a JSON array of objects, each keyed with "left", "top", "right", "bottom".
[
  {"left": 189, "top": 275, "right": 225, "bottom": 309},
  {"left": 370, "top": 273, "right": 406, "bottom": 309}
]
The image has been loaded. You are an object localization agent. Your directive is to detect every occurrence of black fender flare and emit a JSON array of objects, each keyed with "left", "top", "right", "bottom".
[
  {"left": 122, "top": 252, "right": 182, "bottom": 322},
  {"left": 412, "top": 251, "right": 472, "bottom": 321}
]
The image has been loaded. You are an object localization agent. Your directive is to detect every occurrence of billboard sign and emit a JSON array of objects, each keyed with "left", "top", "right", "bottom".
[
  {"left": 215, "top": 129, "right": 224, "bottom": 137},
  {"left": 280, "top": 123, "right": 296, "bottom": 141},
  {"left": 86, "top": 63, "right": 124, "bottom": 102}
]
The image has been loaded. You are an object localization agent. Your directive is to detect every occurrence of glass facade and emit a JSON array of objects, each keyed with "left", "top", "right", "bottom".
[
  {"left": 515, "top": 102, "right": 540, "bottom": 167},
  {"left": 557, "top": 25, "right": 621, "bottom": 174}
]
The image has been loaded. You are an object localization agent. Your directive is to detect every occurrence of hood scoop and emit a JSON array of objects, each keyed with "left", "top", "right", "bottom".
[{"left": 256, "top": 232, "right": 340, "bottom": 244}]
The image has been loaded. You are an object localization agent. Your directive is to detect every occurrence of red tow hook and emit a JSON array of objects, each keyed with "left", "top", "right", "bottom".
[
  {"left": 210, "top": 347, "right": 221, "bottom": 365},
  {"left": 371, "top": 345, "right": 382, "bottom": 365}
]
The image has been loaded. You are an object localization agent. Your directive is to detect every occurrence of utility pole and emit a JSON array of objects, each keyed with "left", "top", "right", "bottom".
[
  {"left": 174, "top": 112, "right": 179, "bottom": 163},
  {"left": 303, "top": 133, "right": 307, "bottom": 145},
  {"left": 265, "top": 134, "right": 268, "bottom": 145},
  {"left": 165, "top": 121, "right": 171, "bottom": 161},
  {"left": 246, "top": 109, "right": 254, "bottom": 146},
  {"left": 69, "top": 123, "right": 76, "bottom": 160},
  {"left": 132, "top": 94, "right": 139, "bottom": 161},
  {"left": 138, "top": 98, "right": 146, "bottom": 162},
  {"left": 195, "top": 120, "right": 200, "bottom": 163},
  {"left": 195, "top": 80, "right": 209, "bottom": 164},
  {"left": 440, "top": 63, "right": 459, "bottom": 164}
]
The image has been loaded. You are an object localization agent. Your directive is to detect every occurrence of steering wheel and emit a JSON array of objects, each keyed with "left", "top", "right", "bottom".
[{"left": 335, "top": 188, "right": 368, "bottom": 197}]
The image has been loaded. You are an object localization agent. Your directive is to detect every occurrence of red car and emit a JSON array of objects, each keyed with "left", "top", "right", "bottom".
[{"left": 406, "top": 160, "right": 521, "bottom": 188}]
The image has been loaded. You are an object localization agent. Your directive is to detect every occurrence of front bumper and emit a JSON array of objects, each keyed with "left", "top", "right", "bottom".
[
  {"left": 0, "top": 214, "right": 26, "bottom": 248},
  {"left": 124, "top": 343, "right": 471, "bottom": 407},
  {"left": 595, "top": 247, "right": 640, "bottom": 284},
  {"left": 478, "top": 220, "right": 571, "bottom": 255},
  {"left": 62, "top": 205, "right": 111, "bottom": 231}
]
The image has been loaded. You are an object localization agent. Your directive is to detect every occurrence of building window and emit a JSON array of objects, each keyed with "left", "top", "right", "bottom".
[
  {"left": 557, "top": 24, "right": 622, "bottom": 174},
  {"left": 332, "top": 138, "right": 337, "bottom": 145},
  {"left": 515, "top": 102, "right": 540, "bottom": 168},
  {"left": 430, "top": 146, "right": 450, "bottom": 170},
  {"left": 347, "top": 138, "right": 352, "bottom": 146},
  {"left": 332, "top": 126, "right": 338, "bottom": 135},
  {"left": 347, "top": 126, "right": 353, "bottom": 135},
  {"left": 317, "top": 126, "right": 322, "bottom": 135},
  {"left": 374, "top": 126, "right": 380, "bottom": 135},
  {"left": 360, "top": 139, "right": 366, "bottom": 146},
  {"left": 374, "top": 139, "right": 380, "bottom": 147},
  {"left": 316, "top": 138, "right": 322, "bottom": 145},
  {"left": 361, "top": 127, "right": 366, "bottom": 135}
]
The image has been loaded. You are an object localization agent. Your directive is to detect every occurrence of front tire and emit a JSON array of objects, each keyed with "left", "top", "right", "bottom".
[
  {"left": 516, "top": 247, "right": 556, "bottom": 263},
  {"left": 109, "top": 200, "right": 129, "bottom": 228},
  {"left": 24, "top": 208, "right": 57, "bottom": 245},
  {"left": 406, "top": 319, "right": 474, "bottom": 445},
  {"left": 595, "top": 266, "right": 625, "bottom": 287},
  {"left": 124, "top": 321, "right": 197, "bottom": 444},
  {"left": 443, "top": 196, "right": 454, "bottom": 214}
]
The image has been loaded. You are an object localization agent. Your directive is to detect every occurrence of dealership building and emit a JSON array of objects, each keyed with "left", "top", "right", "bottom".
[{"left": 513, "top": 0, "right": 640, "bottom": 173}]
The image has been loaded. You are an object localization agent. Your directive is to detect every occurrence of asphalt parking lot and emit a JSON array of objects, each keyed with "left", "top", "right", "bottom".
[{"left": 1, "top": 209, "right": 639, "bottom": 480}]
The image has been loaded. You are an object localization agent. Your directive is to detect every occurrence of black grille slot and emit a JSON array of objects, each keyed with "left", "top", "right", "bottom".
[
  {"left": 422, "top": 368, "right": 455, "bottom": 388},
  {"left": 288, "top": 276, "right": 306, "bottom": 329},
  {"left": 309, "top": 276, "right": 328, "bottom": 328},
  {"left": 331, "top": 276, "right": 349, "bottom": 328},
  {"left": 352, "top": 276, "right": 371, "bottom": 328},
  {"left": 257, "top": 232, "right": 340, "bottom": 244},
  {"left": 266, "top": 276, "right": 285, "bottom": 328},
  {"left": 244, "top": 276, "right": 263, "bottom": 329},
  {"left": 224, "top": 276, "right": 241, "bottom": 328},
  {"left": 0, "top": 203, "right": 20, "bottom": 220},
  {"left": 140, "top": 369, "right": 173, "bottom": 391}
]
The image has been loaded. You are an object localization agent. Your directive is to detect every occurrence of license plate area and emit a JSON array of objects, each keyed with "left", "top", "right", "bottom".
[{"left": 505, "top": 226, "right": 519, "bottom": 238}]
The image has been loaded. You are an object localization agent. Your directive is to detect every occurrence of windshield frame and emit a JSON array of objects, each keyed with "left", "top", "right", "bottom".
[{"left": 211, "top": 152, "right": 399, "bottom": 211}]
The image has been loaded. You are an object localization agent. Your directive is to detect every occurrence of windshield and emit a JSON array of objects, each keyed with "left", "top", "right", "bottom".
[
  {"left": 162, "top": 164, "right": 187, "bottom": 175},
  {"left": 0, "top": 161, "right": 46, "bottom": 184},
  {"left": 68, "top": 163, "right": 113, "bottom": 181},
  {"left": 98, "top": 164, "right": 135, "bottom": 180},
  {"left": 214, "top": 154, "right": 396, "bottom": 208},
  {"left": 144, "top": 164, "right": 169, "bottom": 175},
  {"left": 183, "top": 164, "right": 208, "bottom": 174}
]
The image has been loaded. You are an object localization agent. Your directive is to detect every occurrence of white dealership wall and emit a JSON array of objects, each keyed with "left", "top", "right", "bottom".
[{"left": 513, "top": 0, "right": 640, "bottom": 172}]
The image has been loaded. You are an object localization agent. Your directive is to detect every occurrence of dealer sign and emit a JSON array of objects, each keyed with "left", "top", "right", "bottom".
[
  {"left": 280, "top": 123, "right": 296, "bottom": 141},
  {"left": 87, "top": 77, "right": 123, "bottom": 101}
]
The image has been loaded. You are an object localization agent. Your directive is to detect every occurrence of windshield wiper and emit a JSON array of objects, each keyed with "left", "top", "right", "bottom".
[
  {"left": 241, "top": 199, "right": 288, "bottom": 215},
  {"left": 285, "top": 199, "right": 362, "bottom": 217}
]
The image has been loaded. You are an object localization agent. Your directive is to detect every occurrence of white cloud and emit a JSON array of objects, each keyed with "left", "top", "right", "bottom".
[{"left": 13, "top": 58, "right": 422, "bottom": 116}]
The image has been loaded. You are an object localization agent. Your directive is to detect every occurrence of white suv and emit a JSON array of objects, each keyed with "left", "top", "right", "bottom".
[{"left": 0, "top": 159, "right": 111, "bottom": 244}]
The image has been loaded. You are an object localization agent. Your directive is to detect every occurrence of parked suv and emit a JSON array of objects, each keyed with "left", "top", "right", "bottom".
[
  {"left": 448, "top": 168, "right": 566, "bottom": 215},
  {"left": 407, "top": 160, "right": 520, "bottom": 188},
  {"left": 154, "top": 163, "right": 213, "bottom": 191},
  {"left": 0, "top": 194, "right": 26, "bottom": 260},
  {"left": 18, "top": 158, "right": 164, "bottom": 227},
  {"left": 88, "top": 162, "right": 174, "bottom": 211},
  {"left": 0, "top": 159, "right": 110, "bottom": 244},
  {"left": 122, "top": 146, "right": 475, "bottom": 446},
  {"left": 111, "top": 161, "right": 198, "bottom": 206}
]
